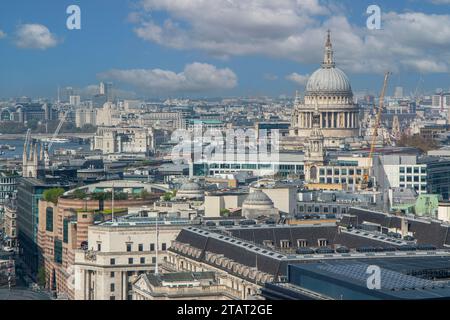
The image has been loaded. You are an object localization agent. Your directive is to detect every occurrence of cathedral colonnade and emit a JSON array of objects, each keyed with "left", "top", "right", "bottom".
[{"left": 290, "top": 31, "right": 360, "bottom": 143}]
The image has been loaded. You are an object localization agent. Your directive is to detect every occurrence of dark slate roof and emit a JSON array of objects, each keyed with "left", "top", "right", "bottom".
[
  {"left": 229, "top": 225, "right": 338, "bottom": 249},
  {"left": 349, "top": 208, "right": 450, "bottom": 248},
  {"left": 332, "top": 232, "right": 401, "bottom": 249},
  {"left": 176, "top": 229, "right": 208, "bottom": 251}
]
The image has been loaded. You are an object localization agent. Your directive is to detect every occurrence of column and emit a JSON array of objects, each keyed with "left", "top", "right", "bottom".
[
  {"left": 122, "top": 272, "right": 127, "bottom": 300},
  {"left": 83, "top": 270, "right": 87, "bottom": 300},
  {"left": 309, "top": 112, "right": 312, "bottom": 128},
  {"left": 325, "top": 112, "right": 329, "bottom": 128},
  {"left": 331, "top": 112, "right": 335, "bottom": 128},
  {"left": 346, "top": 112, "right": 350, "bottom": 128}
]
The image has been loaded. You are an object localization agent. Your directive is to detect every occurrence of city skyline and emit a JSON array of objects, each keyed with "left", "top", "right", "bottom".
[{"left": 0, "top": 0, "right": 450, "bottom": 99}]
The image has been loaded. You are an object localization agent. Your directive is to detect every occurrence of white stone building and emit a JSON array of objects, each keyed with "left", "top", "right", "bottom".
[
  {"left": 73, "top": 217, "right": 194, "bottom": 300},
  {"left": 290, "top": 31, "right": 360, "bottom": 148}
]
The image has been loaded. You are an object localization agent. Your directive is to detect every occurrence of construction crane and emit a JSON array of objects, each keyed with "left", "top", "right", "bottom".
[
  {"left": 23, "top": 129, "right": 31, "bottom": 150},
  {"left": 362, "top": 71, "right": 391, "bottom": 187},
  {"left": 48, "top": 109, "right": 71, "bottom": 151}
]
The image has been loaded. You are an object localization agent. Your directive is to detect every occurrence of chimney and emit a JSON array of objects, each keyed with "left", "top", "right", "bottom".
[{"left": 400, "top": 217, "right": 409, "bottom": 237}]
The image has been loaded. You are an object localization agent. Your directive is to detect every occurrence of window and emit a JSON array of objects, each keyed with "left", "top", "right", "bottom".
[
  {"left": 97, "top": 243, "right": 102, "bottom": 252},
  {"left": 128, "top": 258, "right": 134, "bottom": 265},
  {"left": 152, "top": 257, "right": 157, "bottom": 264},
  {"left": 63, "top": 219, "right": 69, "bottom": 244},
  {"left": 161, "top": 243, "right": 167, "bottom": 251},
  {"left": 138, "top": 244, "right": 143, "bottom": 252},
  {"left": 263, "top": 240, "right": 274, "bottom": 247},
  {"left": 54, "top": 240, "right": 63, "bottom": 264},
  {"left": 400, "top": 167, "right": 405, "bottom": 174},
  {"left": 150, "top": 244, "right": 155, "bottom": 251},
  {"left": 297, "top": 240, "right": 307, "bottom": 248},
  {"left": 110, "top": 284, "right": 115, "bottom": 292},
  {"left": 318, "top": 239, "right": 328, "bottom": 247},
  {"left": 110, "top": 272, "right": 115, "bottom": 278},
  {"left": 110, "top": 258, "right": 116, "bottom": 265},
  {"left": 280, "top": 240, "right": 291, "bottom": 248},
  {"left": 46, "top": 207, "right": 54, "bottom": 232},
  {"left": 126, "top": 244, "right": 132, "bottom": 252},
  {"left": 140, "top": 257, "right": 145, "bottom": 264},
  {"left": 407, "top": 167, "right": 412, "bottom": 174}
]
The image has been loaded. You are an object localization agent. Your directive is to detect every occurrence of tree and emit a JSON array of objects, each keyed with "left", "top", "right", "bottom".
[
  {"left": 220, "top": 209, "right": 231, "bottom": 217},
  {"left": 0, "top": 121, "right": 27, "bottom": 134},
  {"left": 140, "top": 190, "right": 153, "bottom": 200},
  {"left": 73, "top": 189, "right": 87, "bottom": 200},
  {"left": 37, "top": 266, "right": 46, "bottom": 287},
  {"left": 43, "top": 188, "right": 66, "bottom": 205},
  {"left": 92, "top": 192, "right": 107, "bottom": 201},
  {"left": 163, "top": 192, "right": 173, "bottom": 201},
  {"left": 397, "top": 134, "right": 438, "bottom": 153},
  {"left": 114, "top": 192, "right": 128, "bottom": 201}
]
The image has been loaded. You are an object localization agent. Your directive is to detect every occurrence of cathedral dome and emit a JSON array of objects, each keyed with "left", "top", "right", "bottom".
[
  {"left": 242, "top": 190, "right": 278, "bottom": 220},
  {"left": 306, "top": 67, "right": 352, "bottom": 95},
  {"left": 179, "top": 182, "right": 201, "bottom": 191},
  {"left": 176, "top": 181, "right": 204, "bottom": 200},
  {"left": 243, "top": 190, "right": 274, "bottom": 208}
]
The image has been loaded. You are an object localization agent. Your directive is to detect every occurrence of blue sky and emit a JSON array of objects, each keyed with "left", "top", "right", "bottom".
[{"left": 0, "top": 0, "right": 449, "bottom": 99}]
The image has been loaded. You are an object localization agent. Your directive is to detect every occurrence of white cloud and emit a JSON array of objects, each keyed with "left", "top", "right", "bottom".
[
  {"left": 286, "top": 73, "right": 310, "bottom": 86},
  {"left": 15, "top": 24, "right": 58, "bottom": 49},
  {"left": 132, "top": 0, "right": 450, "bottom": 74},
  {"left": 0, "top": 30, "right": 6, "bottom": 39},
  {"left": 98, "top": 62, "right": 237, "bottom": 94}
]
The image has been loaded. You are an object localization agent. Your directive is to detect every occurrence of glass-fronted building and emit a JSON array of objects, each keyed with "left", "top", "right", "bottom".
[
  {"left": 425, "top": 159, "right": 450, "bottom": 201},
  {"left": 16, "top": 178, "right": 64, "bottom": 275}
]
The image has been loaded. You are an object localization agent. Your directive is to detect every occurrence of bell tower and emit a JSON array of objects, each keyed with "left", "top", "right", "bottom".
[{"left": 304, "top": 100, "right": 325, "bottom": 183}]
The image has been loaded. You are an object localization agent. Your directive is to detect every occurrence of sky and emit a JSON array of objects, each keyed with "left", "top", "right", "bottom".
[{"left": 0, "top": 0, "right": 450, "bottom": 99}]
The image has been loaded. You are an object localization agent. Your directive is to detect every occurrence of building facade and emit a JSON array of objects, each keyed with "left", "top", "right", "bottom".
[
  {"left": 3, "top": 199, "right": 18, "bottom": 247},
  {"left": 36, "top": 183, "right": 161, "bottom": 299},
  {"left": 290, "top": 31, "right": 360, "bottom": 147},
  {"left": 93, "top": 126, "right": 155, "bottom": 156},
  {"left": 73, "top": 218, "right": 194, "bottom": 300}
]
